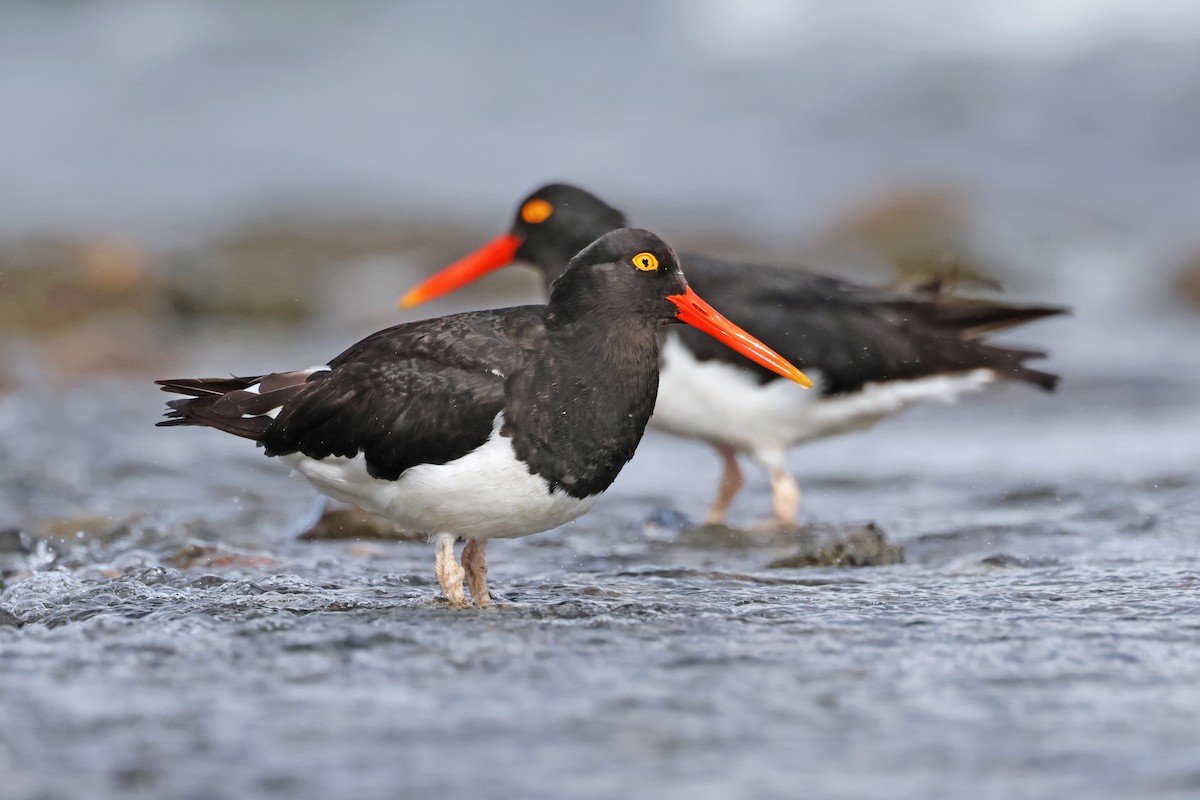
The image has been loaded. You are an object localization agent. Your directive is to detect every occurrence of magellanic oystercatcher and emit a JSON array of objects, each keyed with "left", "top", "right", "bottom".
[
  {"left": 158, "top": 229, "right": 810, "bottom": 607},
  {"left": 400, "top": 183, "right": 1067, "bottom": 528}
]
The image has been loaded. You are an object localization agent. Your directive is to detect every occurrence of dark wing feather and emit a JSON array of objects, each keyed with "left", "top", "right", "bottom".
[
  {"left": 678, "top": 254, "right": 1066, "bottom": 395},
  {"left": 158, "top": 306, "right": 547, "bottom": 481},
  {"left": 259, "top": 359, "right": 507, "bottom": 480}
]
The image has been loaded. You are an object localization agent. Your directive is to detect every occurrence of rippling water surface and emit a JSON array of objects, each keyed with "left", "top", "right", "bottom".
[
  {"left": 3, "top": 339, "right": 1199, "bottom": 799},
  {"left": 4, "top": 2, "right": 1200, "bottom": 797}
]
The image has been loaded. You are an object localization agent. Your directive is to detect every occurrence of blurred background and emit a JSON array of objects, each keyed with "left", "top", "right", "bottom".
[
  {"left": 3, "top": 0, "right": 1200, "bottom": 387},
  {"left": 3, "top": 3, "right": 1200, "bottom": 799}
]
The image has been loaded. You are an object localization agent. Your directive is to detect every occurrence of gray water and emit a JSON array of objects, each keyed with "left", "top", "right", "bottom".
[{"left": 3, "top": 319, "right": 1199, "bottom": 799}]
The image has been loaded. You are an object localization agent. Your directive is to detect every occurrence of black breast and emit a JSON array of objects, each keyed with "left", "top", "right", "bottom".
[{"left": 502, "top": 323, "right": 661, "bottom": 498}]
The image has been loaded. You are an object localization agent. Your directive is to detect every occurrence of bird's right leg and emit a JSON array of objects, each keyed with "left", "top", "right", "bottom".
[
  {"left": 433, "top": 533, "right": 467, "bottom": 608},
  {"left": 461, "top": 537, "right": 491, "bottom": 607},
  {"left": 704, "top": 443, "right": 745, "bottom": 526}
]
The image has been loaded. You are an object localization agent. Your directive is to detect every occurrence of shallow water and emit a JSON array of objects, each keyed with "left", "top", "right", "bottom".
[
  {"left": 2, "top": 324, "right": 1199, "bottom": 800},
  {"left": 4, "top": 4, "right": 1200, "bottom": 796}
]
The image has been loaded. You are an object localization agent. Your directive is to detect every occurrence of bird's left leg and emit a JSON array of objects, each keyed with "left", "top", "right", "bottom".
[
  {"left": 754, "top": 449, "right": 802, "bottom": 528},
  {"left": 704, "top": 443, "right": 745, "bottom": 526},
  {"left": 461, "top": 537, "right": 491, "bottom": 607},
  {"left": 433, "top": 533, "right": 467, "bottom": 608}
]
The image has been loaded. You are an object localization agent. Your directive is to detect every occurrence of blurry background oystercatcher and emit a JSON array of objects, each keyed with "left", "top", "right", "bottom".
[
  {"left": 2, "top": 3, "right": 1199, "bottom": 800},
  {"left": 400, "top": 182, "right": 1066, "bottom": 529}
]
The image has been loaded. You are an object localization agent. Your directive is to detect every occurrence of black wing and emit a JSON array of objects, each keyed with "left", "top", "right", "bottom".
[
  {"left": 160, "top": 306, "right": 547, "bottom": 481},
  {"left": 678, "top": 254, "right": 1066, "bottom": 395}
]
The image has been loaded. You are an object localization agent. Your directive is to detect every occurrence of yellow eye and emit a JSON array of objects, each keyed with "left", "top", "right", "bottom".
[
  {"left": 632, "top": 252, "right": 659, "bottom": 271},
  {"left": 520, "top": 198, "right": 553, "bottom": 224}
]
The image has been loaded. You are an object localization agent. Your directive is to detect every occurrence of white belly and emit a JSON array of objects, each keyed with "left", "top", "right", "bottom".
[
  {"left": 651, "top": 333, "right": 997, "bottom": 455},
  {"left": 280, "top": 415, "right": 597, "bottom": 539}
]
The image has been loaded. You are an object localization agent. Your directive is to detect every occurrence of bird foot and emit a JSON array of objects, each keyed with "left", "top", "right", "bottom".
[
  {"left": 436, "top": 574, "right": 468, "bottom": 609},
  {"left": 433, "top": 533, "right": 468, "bottom": 608}
]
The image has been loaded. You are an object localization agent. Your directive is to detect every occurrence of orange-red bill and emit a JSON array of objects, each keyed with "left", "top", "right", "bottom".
[
  {"left": 398, "top": 233, "right": 522, "bottom": 309},
  {"left": 667, "top": 286, "right": 812, "bottom": 387}
]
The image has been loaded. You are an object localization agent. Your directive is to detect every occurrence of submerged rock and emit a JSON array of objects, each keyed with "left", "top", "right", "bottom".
[
  {"left": 766, "top": 523, "right": 904, "bottom": 568},
  {"left": 979, "top": 553, "right": 1061, "bottom": 569},
  {"left": 297, "top": 507, "right": 425, "bottom": 542},
  {"left": 170, "top": 543, "right": 278, "bottom": 570},
  {"left": 677, "top": 523, "right": 775, "bottom": 549},
  {"left": 37, "top": 515, "right": 131, "bottom": 544}
]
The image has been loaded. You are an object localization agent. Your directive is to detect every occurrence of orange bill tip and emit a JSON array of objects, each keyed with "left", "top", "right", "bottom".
[
  {"left": 399, "top": 233, "right": 522, "bottom": 310},
  {"left": 667, "top": 286, "right": 813, "bottom": 388}
]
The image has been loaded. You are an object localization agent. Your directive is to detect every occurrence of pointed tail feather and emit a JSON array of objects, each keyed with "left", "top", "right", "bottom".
[
  {"left": 978, "top": 343, "right": 1060, "bottom": 392},
  {"left": 930, "top": 301, "right": 1069, "bottom": 338},
  {"left": 155, "top": 370, "right": 317, "bottom": 439},
  {"left": 156, "top": 376, "right": 263, "bottom": 399}
]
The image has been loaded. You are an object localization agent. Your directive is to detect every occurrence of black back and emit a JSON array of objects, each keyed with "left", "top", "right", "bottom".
[{"left": 506, "top": 183, "right": 1065, "bottom": 394}]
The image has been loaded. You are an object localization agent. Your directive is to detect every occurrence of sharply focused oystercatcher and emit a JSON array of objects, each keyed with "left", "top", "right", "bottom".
[
  {"left": 400, "top": 184, "right": 1067, "bottom": 527},
  {"left": 157, "top": 229, "right": 810, "bottom": 607}
]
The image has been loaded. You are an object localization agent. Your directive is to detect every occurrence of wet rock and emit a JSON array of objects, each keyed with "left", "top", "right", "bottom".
[
  {"left": 992, "top": 484, "right": 1078, "bottom": 506},
  {"left": 766, "top": 523, "right": 905, "bottom": 568},
  {"left": 1172, "top": 251, "right": 1200, "bottom": 309},
  {"left": 170, "top": 543, "right": 278, "bottom": 570},
  {"left": 37, "top": 515, "right": 131, "bottom": 546},
  {"left": 298, "top": 507, "right": 425, "bottom": 542},
  {"left": 677, "top": 524, "right": 774, "bottom": 549},
  {"left": 979, "top": 554, "right": 1062, "bottom": 569}
]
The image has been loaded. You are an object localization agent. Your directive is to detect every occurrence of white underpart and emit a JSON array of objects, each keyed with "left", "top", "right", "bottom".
[
  {"left": 280, "top": 413, "right": 597, "bottom": 539},
  {"left": 242, "top": 365, "right": 330, "bottom": 420},
  {"left": 651, "top": 332, "right": 996, "bottom": 466}
]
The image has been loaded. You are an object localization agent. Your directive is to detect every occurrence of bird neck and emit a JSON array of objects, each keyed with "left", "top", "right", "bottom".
[
  {"left": 532, "top": 219, "right": 627, "bottom": 288},
  {"left": 502, "top": 315, "right": 661, "bottom": 498},
  {"left": 548, "top": 315, "right": 661, "bottom": 381}
]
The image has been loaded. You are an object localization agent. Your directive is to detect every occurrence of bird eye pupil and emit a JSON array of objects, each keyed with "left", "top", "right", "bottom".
[{"left": 632, "top": 251, "right": 658, "bottom": 271}]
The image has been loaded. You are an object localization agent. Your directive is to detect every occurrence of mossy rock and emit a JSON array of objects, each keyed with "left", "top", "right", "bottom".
[{"left": 767, "top": 523, "right": 904, "bottom": 568}]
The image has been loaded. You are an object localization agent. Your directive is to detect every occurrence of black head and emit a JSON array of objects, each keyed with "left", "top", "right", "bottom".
[
  {"left": 546, "top": 228, "right": 812, "bottom": 387},
  {"left": 545, "top": 228, "right": 685, "bottom": 328},
  {"left": 511, "top": 184, "right": 628, "bottom": 281}
]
